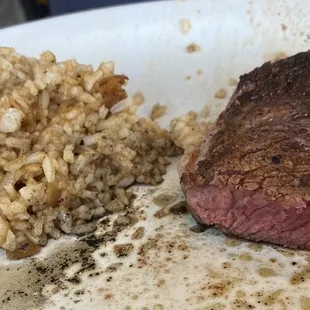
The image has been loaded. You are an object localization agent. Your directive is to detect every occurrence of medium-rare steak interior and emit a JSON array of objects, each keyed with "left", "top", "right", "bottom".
[{"left": 181, "top": 51, "right": 310, "bottom": 249}]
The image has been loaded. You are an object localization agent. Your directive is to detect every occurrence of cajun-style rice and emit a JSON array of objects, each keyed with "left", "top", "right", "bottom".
[{"left": 0, "top": 48, "right": 177, "bottom": 258}]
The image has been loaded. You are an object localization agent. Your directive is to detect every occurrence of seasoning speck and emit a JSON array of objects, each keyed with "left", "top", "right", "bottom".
[
  {"left": 105, "top": 263, "right": 123, "bottom": 273},
  {"left": 67, "top": 276, "right": 81, "bottom": 285}
]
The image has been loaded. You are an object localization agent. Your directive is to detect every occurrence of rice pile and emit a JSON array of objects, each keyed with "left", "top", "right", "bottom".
[
  {"left": 170, "top": 111, "right": 213, "bottom": 154},
  {"left": 0, "top": 48, "right": 177, "bottom": 257}
]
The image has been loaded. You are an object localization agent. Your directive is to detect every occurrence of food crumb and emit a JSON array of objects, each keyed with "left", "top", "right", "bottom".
[
  {"left": 113, "top": 243, "right": 134, "bottom": 257},
  {"left": 133, "top": 91, "right": 145, "bottom": 106},
  {"left": 186, "top": 43, "right": 201, "bottom": 53},
  {"left": 104, "top": 293, "right": 114, "bottom": 300},
  {"left": 200, "top": 105, "right": 210, "bottom": 118},
  {"left": 228, "top": 78, "right": 238, "bottom": 86},
  {"left": 281, "top": 24, "right": 287, "bottom": 31},
  {"left": 181, "top": 19, "right": 191, "bottom": 34},
  {"left": 214, "top": 88, "right": 227, "bottom": 99},
  {"left": 197, "top": 69, "right": 203, "bottom": 76},
  {"left": 185, "top": 75, "right": 191, "bottom": 80},
  {"left": 151, "top": 103, "right": 168, "bottom": 120},
  {"left": 132, "top": 226, "right": 145, "bottom": 240},
  {"left": 105, "top": 263, "right": 123, "bottom": 273}
]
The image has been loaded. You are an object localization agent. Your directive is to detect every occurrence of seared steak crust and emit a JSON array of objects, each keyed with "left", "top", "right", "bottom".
[{"left": 181, "top": 51, "right": 310, "bottom": 249}]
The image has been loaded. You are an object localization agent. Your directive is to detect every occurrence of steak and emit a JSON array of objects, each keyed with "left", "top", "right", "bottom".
[{"left": 181, "top": 51, "right": 310, "bottom": 249}]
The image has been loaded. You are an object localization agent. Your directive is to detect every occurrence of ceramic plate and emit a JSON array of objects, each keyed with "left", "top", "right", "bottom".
[{"left": 1, "top": 0, "right": 310, "bottom": 309}]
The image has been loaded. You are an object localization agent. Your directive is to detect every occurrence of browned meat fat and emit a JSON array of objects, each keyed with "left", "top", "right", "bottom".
[{"left": 181, "top": 51, "right": 310, "bottom": 249}]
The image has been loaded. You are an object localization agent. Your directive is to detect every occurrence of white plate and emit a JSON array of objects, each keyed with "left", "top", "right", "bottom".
[{"left": 1, "top": 0, "right": 310, "bottom": 309}]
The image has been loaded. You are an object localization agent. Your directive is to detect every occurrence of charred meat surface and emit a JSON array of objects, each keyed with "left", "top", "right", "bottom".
[{"left": 181, "top": 51, "right": 310, "bottom": 249}]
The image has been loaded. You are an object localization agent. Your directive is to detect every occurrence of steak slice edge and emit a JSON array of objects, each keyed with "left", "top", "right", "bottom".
[{"left": 181, "top": 51, "right": 310, "bottom": 249}]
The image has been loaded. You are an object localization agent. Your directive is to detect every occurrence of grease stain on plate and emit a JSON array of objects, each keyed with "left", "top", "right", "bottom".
[{"left": 1, "top": 160, "right": 310, "bottom": 309}]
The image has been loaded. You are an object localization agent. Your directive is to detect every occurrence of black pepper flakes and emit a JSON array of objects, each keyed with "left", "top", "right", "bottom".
[
  {"left": 88, "top": 272, "right": 102, "bottom": 278},
  {"left": 67, "top": 276, "right": 81, "bottom": 285},
  {"left": 36, "top": 266, "right": 48, "bottom": 274},
  {"left": 105, "top": 263, "right": 123, "bottom": 273},
  {"left": 74, "top": 289, "right": 85, "bottom": 296}
]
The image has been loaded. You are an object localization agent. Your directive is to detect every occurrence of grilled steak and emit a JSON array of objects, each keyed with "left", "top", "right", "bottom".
[{"left": 181, "top": 51, "right": 310, "bottom": 249}]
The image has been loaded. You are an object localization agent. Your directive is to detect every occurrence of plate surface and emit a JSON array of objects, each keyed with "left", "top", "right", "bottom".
[{"left": 1, "top": 0, "right": 310, "bottom": 309}]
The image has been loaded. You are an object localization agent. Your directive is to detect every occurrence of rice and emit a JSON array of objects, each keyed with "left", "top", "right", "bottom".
[
  {"left": 150, "top": 103, "right": 167, "bottom": 120},
  {"left": 181, "top": 19, "right": 192, "bottom": 34},
  {"left": 170, "top": 111, "right": 213, "bottom": 153},
  {"left": 0, "top": 48, "right": 177, "bottom": 258}
]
